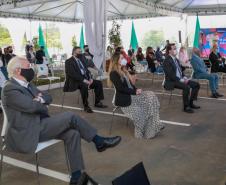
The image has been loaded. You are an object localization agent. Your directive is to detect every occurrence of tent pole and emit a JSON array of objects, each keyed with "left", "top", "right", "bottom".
[{"left": 102, "top": 0, "right": 107, "bottom": 73}]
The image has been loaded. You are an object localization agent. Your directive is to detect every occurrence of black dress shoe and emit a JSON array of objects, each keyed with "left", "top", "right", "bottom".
[
  {"left": 211, "top": 93, "right": 218, "bottom": 98},
  {"left": 184, "top": 106, "right": 194, "bottom": 113},
  {"left": 70, "top": 172, "right": 90, "bottom": 185},
  {"left": 96, "top": 136, "right": 121, "bottom": 152},
  {"left": 84, "top": 106, "right": 93, "bottom": 113},
  {"left": 190, "top": 104, "right": 200, "bottom": 109},
  {"left": 95, "top": 102, "right": 108, "bottom": 108},
  {"left": 216, "top": 92, "right": 224, "bottom": 97}
]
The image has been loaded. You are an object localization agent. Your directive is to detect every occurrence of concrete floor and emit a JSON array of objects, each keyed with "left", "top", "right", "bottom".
[{"left": 1, "top": 72, "right": 226, "bottom": 185}]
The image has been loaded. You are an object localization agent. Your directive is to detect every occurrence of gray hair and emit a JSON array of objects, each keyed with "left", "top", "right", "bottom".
[{"left": 7, "top": 56, "right": 26, "bottom": 78}]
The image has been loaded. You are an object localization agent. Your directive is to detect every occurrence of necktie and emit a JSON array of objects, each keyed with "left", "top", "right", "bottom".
[
  {"left": 174, "top": 59, "right": 182, "bottom": 78},
  {"left": 76, "top": 59, "right": 88, "bottom": 79}
]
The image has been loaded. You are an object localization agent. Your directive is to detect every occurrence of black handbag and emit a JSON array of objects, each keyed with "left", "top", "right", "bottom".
[
  {"left": 112, "top": 162, "right": 151, "bottom": 185},
  {"left": 77, "top": 172, "right": 99, "bottom": 185}
]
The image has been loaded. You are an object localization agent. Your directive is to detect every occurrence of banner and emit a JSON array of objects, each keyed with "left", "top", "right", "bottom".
[{"left": 200, "top": 28, "right": 226, "bottom": 58}]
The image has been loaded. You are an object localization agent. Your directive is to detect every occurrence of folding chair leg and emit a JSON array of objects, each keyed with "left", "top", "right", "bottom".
[
  {"left": 64, "top": 144, "right": 71, "bottom": 178},
  {"left": 126, "top": 118, "right": 129, "bottom": 127},
  {"left": 0, "top": 146, "right": 4, "bottom": 183},
  {"left": 168, "top": 91, "right": 173, "bottom": 105},
  {"left": 109, "top": 111, "right": 115, "bottom": 135},
  {"left": 152, "top": 73, "right": 154, "bottom": 85},
  {"left": 35, "top": 154, "right": 41, "bottom": 185},
  {"left": 77, "top": 93, "right": 80, "bottom": 105},
  {"left": 92, "top": 90, "right": 95, "bottom": 105},
  {"left": 47, "top": 80, "right": 51, "bottom": 91},
  {"left": 61, "top": 92, "right": 65, "bottom": 110}
]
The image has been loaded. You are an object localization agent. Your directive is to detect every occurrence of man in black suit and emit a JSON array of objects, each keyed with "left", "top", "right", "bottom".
[
  {"left": 64, "top": 46, "right": 107, "bottom": 113},
  {"left": 35, "top": 46, "right": 46, "bottom": 64},
  {"left": 4, "top": 46, "right": 16, "bottom": 65},
  {"left": 163, "top": 43, "right": 200, "bottom": 113},
  {"left": 0, "top": 47, "right": 6, "bottom": 66}
]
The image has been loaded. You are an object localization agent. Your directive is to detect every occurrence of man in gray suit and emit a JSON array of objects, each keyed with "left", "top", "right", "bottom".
[{"left": 1, "top": 56, "right": 121, "bottom": 185}]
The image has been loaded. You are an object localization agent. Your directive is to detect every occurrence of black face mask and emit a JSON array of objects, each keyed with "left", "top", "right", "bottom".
[
  {"left": 85, "top": 48, "right": 89, "bottom": 53},
  {"left": 76, "top": 53, "right": 82, "bottom": 58},
  {"left": 20, "top": 68, "right": 35, "bottom": 82}
]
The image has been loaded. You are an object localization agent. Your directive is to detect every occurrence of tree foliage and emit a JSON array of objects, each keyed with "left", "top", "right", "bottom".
[
  {"left": 43, "top": 23, "right": 62, "bottom": 49},
  {"left": 108, "top": 21, "right": 122, "bottom": 49},
  {"left": 141, "top": 30, "right": 165, "bottom": 49},
  {"left": 0, "top": 24, "right": 12, "bottom": 47},
  {"left": 72, "top": 35, "right": 78, "bottom": 47}
]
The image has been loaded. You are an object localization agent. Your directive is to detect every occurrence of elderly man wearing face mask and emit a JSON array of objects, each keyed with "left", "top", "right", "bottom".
[
  {"left": 163, "top": 43, "right": 200, "bottom": 113},
  {"left": 109, "top": 52, "right": 164, "bottom": 139},
  {"left": 64, "top": 46, "right": 107, "bottom": 113},
  {"left": 191, "top": 47, "right": 223, "bottom": 98}
]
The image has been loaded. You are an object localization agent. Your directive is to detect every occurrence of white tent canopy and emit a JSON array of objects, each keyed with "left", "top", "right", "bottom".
[{"left": 1, "top": 0, "right": 226, "bottom": 22}]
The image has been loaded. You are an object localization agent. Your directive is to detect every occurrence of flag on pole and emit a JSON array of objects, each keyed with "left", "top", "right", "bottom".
[
  {"left": 130, "top": 21, "right": 138, "bottom": 50},
  {"left": 193, "top": 16, "right": 200, "bottom": 48},
  {"left": 79, "top": 25, "right": 85, "bottom": 52},
  {"left": 38, "top": 24, "right": 49, "bottom": 57}
]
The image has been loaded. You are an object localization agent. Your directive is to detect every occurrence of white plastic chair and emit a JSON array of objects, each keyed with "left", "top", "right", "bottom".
[
  {"left": 36, "top": 64, "right": 61, "bottom": 90},
  {"left": 161, "top": 77, "right": 173, "bottom": 105},
  {"left": 109, "top": 87, "right": 129, "bottom": 134},
  {"left": 0, "top": 105, "right": 70, "bottom": 185},
  {"left": 190, "top": 70, "right": 209, "bottom": 95}
]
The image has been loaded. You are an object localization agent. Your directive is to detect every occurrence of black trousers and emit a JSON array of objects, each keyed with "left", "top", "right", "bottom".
[
  {"left": 219, "top": 66, "right": 226, "bottom": 73},
  {"left": 78, "top": 80, "right": 104, "bottom": 107},
  {"left": 173, "top": 80, "right": 200, "bottom": 107}
]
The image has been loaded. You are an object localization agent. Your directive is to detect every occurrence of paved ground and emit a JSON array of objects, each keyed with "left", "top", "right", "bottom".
[{"left": 1, "top": 72, "right": 226, "bottom": 185}]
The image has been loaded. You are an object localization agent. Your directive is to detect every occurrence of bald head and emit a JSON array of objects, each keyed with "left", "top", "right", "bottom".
[{"left": 192, "top": 47, "right": 201, "bottom": 57}]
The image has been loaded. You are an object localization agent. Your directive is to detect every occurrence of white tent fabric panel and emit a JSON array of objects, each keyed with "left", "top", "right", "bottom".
[
  {"left": 83, "top": 0, "right": 107, "bottom": 69},
  {"left": 1, "top": 0, "right": 226, "bottom": 22}
]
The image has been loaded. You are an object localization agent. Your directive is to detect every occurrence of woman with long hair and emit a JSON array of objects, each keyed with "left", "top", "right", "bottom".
[{"left": 108, "top": 52, "right": 164, "bottom": 139}]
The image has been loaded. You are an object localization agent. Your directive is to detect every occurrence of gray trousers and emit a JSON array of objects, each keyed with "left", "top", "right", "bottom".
[{"left": 39, "top": 111, "right": 97, "bottom": 172}]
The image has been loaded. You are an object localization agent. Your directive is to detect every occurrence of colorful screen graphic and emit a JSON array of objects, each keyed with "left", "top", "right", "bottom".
[{"left": 199, "top": 28, "right": 226, "bottom": 58}]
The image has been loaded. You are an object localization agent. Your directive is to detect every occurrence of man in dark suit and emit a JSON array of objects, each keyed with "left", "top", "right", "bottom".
[
  {"left": 35, "top": 46, "right": 45, "bottom": 64},
  {"left": 64, "top": 46, "right": 107, "bottom": 113},
  {"left": 2, "top": 56, "right": 121, "bottom": 185},
  {"left": 0, "top": 47, "right": 6, "bottom": 66},
  {"left": 4, "top": 46, "right": 16, "bottom": 65},
  {"left": 163, "top": 43, "right": 200, "bottom": 113}
]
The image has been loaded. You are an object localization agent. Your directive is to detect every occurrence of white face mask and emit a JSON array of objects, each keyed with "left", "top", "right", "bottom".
[{"left": 120, "top": 58, "right": 127, "bottom": 66}]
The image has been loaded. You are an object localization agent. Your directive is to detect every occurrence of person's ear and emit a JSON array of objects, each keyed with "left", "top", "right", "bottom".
[{"left": 16, "top": 68, "right": 21, "bottom": 75}]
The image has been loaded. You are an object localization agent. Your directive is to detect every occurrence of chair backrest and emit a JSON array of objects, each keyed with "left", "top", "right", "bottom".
[
  {"left": 36, "top": 64, "right": 49, "bottom": 78},
  {"left": 1, "top": 103, "right": 9, "bottom": 138}
]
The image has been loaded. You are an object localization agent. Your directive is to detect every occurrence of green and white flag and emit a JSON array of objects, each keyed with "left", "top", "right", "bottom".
[{"left": 130, "top": 21, "right": 138, "bottom": 50}]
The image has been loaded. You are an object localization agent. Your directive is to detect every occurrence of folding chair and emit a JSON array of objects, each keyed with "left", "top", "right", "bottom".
[
  {"left": 109, "top": 87, "right": 130, "bottom": 134},
  {"left": 161, "top": 77, "right": 173, "bottom": 105},
  {"left": 191, "top": 71, "right": 209, "bottom": 95},
  {"left": 36, "top": 64, "right": 61, "bottom": 90},
  {"left": 0, "top": 105, "right": 70, "bottom": 185}
]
